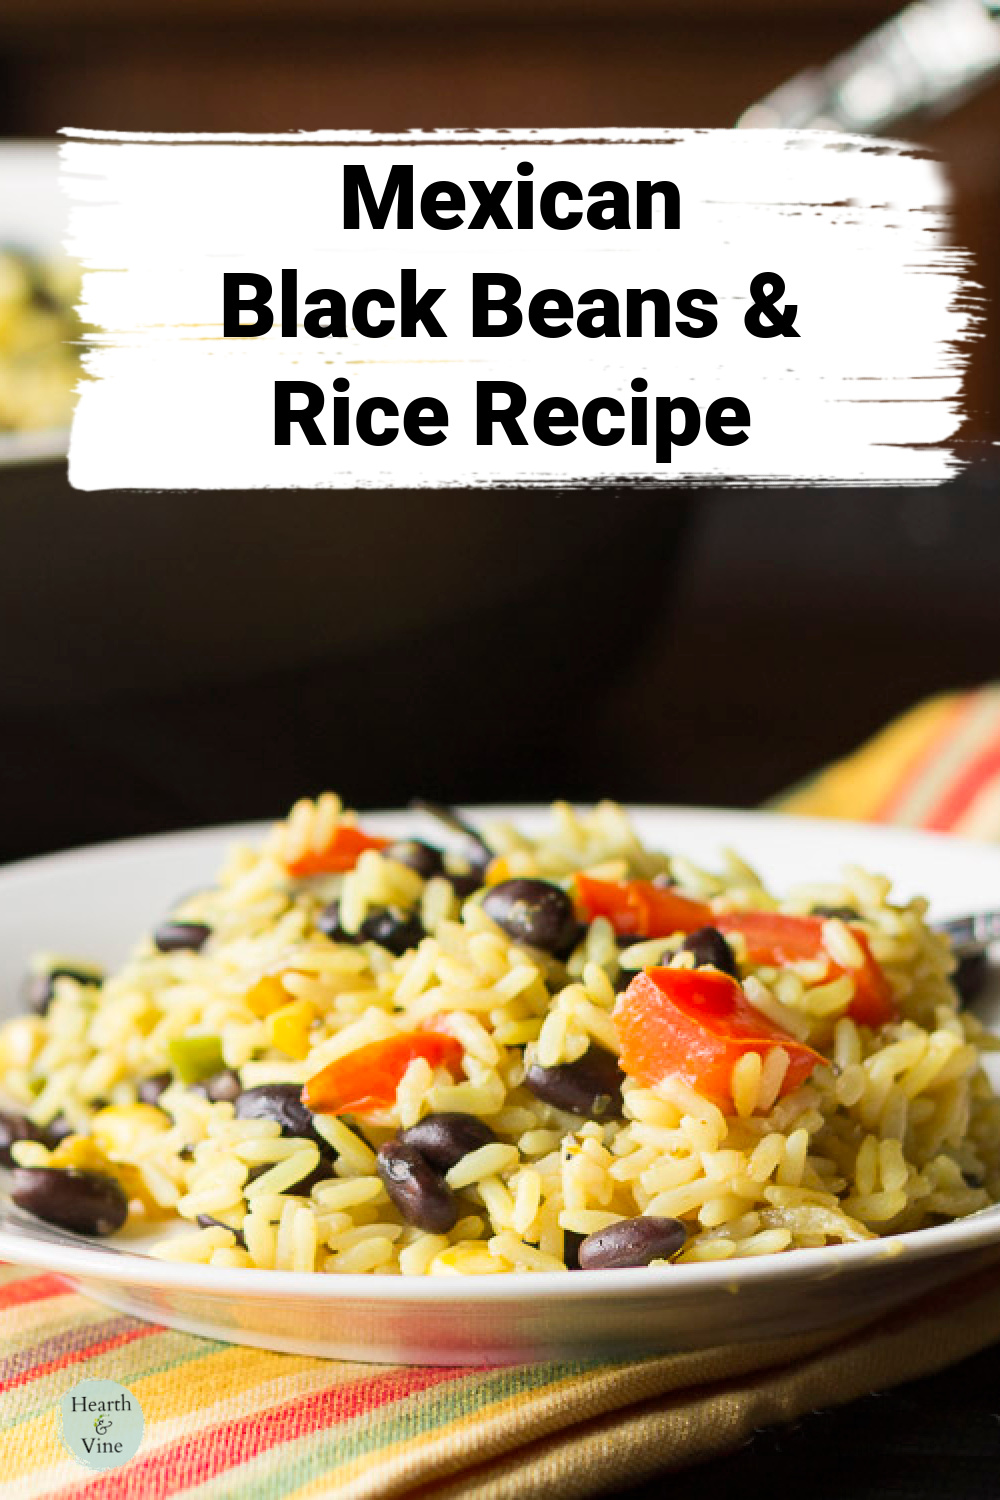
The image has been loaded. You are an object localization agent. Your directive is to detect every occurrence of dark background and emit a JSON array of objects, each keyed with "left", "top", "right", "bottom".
[
  {"left": 0, "top": 0, "right": 997, "bottom": 864},
  {"left": 1, "top": 2, "right": 999, "bottom": 1493}
]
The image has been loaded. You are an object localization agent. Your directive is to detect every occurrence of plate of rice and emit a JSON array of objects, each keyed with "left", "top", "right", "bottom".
[{"left": 2, "top": 797, "right": 1000, "bottom": 1365}]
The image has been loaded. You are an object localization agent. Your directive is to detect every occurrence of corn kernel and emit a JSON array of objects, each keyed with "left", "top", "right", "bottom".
[
  {"left": 430, "top": 1242, "right": 511, "bottom": 1275},
  {"left": 92, "top": 1104, "right": 169, "bottom": 1156},
  {"left": 49, "top": 1134, "right": 115, "bottom": 1175},
  {"left": 267, "top": 999, "right": 316, "bottom": 1060},
  {"left": 245, "top": 975, "right": 289, "bottom": 1018}
]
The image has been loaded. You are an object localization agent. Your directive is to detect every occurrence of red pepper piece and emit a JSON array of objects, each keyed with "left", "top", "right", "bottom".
[
  {"left": 614, "top": 966, "right": 823, "bottom": 1108},
  {"left": 284, "top": 825, "right": 390, "bottom": 878},
  {"left": 302, "top": 1031, "right": 463, "bottom": 1116}
]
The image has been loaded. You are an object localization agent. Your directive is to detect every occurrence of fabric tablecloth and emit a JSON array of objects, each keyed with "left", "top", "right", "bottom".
[{"left": 5, "top": 683, "right": 1000, "bottom": 1499}]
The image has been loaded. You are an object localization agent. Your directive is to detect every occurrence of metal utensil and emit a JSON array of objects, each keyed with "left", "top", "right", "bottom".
[
  {"left": 934, "top": 912, "right": 1000, "bottom": 1006},
  {"left": 936, "top": 911, "right": 1000, "bottom": 948},
  {"left": 738, "top": 0, "right": 1000, "bottom": 134}
]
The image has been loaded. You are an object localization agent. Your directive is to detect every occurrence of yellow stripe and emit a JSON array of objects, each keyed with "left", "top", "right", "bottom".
[
  {"left": 888, "top": 689, "right": 1000, "bottom": 826},
  {"left": 779, "top": 694, "right": 963, "bottom": 822}
]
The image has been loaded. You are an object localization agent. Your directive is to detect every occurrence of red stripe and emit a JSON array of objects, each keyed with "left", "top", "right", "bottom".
[
  {"left": 921, "top": 741, "right": 1000, "bottom": 832},
  {"left": 872, "top": 695, "right": 974, "bottom": 822},
  {"left": 43, "top": 1364, "right": 468, "bottom": 1500},
  {"left": 0, "top": 1273, "right": 68, "bottom": 1311},
  {"left": 0, "top": 1325, "right": 157, "bottom": 1394}
]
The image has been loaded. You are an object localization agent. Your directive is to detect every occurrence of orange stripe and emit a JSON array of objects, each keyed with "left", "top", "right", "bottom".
[
  {"left": 872, "top": 694, "right": 975, "bottom": 821},
  {"left": 921, "top": 741, "right": 1000, "bottom": 832},
  {"left": 0, "top": 1274, "right": 67, "bottom": 1311}
]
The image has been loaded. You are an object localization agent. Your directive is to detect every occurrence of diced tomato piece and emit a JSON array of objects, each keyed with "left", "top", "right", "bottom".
[
  {"left": 715, "top": 910, "right": 823, "bottom": 966},
  {"left": 614, "top": 967, "right": 822, "bottom": 1108},
  {"left": 284, "top": 825, "right": 390, "bottom": 878},
  {"left": 302, "top": 1031, "right": 463, "bottom": 1116},
  {"left": 714, "top": 911, "right": 896, "bottom": 1028},
  {"left": 575, "top": 875, "right": 711, "bottom": 940},
  {"left": 575, "top": 877, "right": 896, "bottom": 1028}
]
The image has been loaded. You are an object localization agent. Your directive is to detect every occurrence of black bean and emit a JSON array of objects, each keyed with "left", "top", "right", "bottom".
[
  {"left": 410, "top": 799, "right": 494, "bottom": 871},
  {"left": 482, "top": 879, "right": 578, "bottom": 956},
  {"left": 398, "top": 1112, "right": 496, "bottom": 1173},
  {"left": 375, "top": 1140, "right": 458, "bottom": 1233},
  {"left": 525, "top": 1047, "right": 625, "bottom": 1121},
  {"left": 137, "top": 1073, "right": 172, "bottom": 1107},
  {"left": 315, "top": 899, "right": 359, "bottom": 944},
  {"left": 197, "top": 1213, "right": 247, "bottom": 1248},
  {"left": 578, "top": 1216, "right": 687, "bottom": 1270},
  {"left": 190, "top": 1069, "right": 242, "bottom": 1104},
  {"left": 23, "top": 965, "right": 102, "bottom": 1017},
  {"left": 153, "top": 921, "right": 212, "bottom": 954},
  {"left": 11, "top": 1166, "right": 128, "bottom": 1237},
  {"left": 384, "top": 839, "right": 445, "bottom": 881},
  {"left": 0, "top": 1110, "right": 51, "bottom": 1167},
  {"left": 562, "top": 1229, "right": 586, "bottom": 1271},
  {"left": 359, "top": 907, "right": 425, "bottom": 957},
  {"left": 234, "top": 1084, "right": 334, "bottom": 1158},
  {"left": 952, "top": 948, "right": 991, "bottom": 1006},
  {"left": 447, "top": 869, "right": 483, "bottom": 900},
  {"left": 677, "top": 926, "right": 740, "bottom": 980},
  {"left": 44, "top": 1116, "right": 74, "bottom": 1146},
  {"left": 812, "top": 904, "right": 861, "bottom": 922}
]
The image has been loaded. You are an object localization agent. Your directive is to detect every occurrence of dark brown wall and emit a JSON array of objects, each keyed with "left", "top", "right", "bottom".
[{"left": 1, "top": 2, "right": 997, "bottom": 854}]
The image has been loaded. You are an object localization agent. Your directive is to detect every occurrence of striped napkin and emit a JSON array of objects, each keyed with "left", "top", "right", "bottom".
[
  {"left": 5, "top": 682, "right": 1000, "bottom": 1499},
  {"left": 778, "top": 685, "right": 1000, "bottom": 836}
]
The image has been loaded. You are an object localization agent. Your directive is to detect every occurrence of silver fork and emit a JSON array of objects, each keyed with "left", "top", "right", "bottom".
[
  {"left": 738, "top": 0, "right": 1000, "bottom": 135},
  {"left": 936, "top": 913, "right": 1000, "bottom": 949}
]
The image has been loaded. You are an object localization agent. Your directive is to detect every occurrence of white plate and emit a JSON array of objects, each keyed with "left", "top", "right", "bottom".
[{"left": 3, "top": 806, "right": 1000, "bottom": 1365}]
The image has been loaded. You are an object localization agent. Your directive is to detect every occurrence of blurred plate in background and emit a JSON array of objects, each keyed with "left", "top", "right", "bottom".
[{"left": 0, "top": 140, "right": 76, "bottom": 461}]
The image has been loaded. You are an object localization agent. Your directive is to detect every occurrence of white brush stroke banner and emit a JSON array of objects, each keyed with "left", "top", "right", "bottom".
[{"left": 62, "top": 128, "right": 976, "bottom": 489}]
